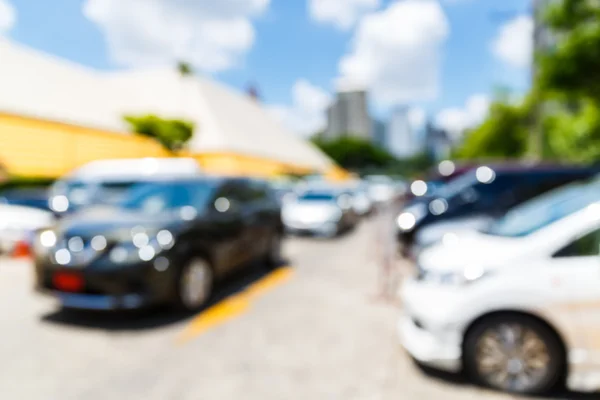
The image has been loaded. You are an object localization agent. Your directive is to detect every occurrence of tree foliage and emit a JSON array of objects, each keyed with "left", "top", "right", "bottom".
[
  {"left": 311, "top": 136, "right": 396, "bottom": 170},
  {"left": 456, "top": 0, "right": 600, "bottom": 164},
  {"left": 456, "top": 101, "right": 529, "bottom": 160},
  {"left": 124, "top": 115, "right": 195, "bottom": 152},
  {"left": 177, "top": 61, "right": 194, "bottom": 77},
  {"left": 540, "top": 0, "right": 600, "bottom": 102}
]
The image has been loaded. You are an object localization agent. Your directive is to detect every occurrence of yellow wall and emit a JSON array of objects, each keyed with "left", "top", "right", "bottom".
[
  {"left": 0, "top": 112, "right": 349, "bottom": 180},
  {"left": 0, "top": 112, "right": 169, "bottom": 177}
]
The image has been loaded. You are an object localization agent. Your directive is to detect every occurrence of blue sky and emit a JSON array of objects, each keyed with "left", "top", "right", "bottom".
[{"left": 2, "top": 0, "right": 532, "bottom": 136}]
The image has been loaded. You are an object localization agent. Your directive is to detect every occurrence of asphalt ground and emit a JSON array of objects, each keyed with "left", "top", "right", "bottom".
[{"left": 0, "top": 211, "right": 592, "bottom": 399}]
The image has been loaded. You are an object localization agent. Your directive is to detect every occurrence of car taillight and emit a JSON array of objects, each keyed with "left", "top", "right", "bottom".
[
  {"left": 12, "top": 240, "right": 31, "bottom": 259},
  {"left": 52, "top": 272, "right": 84, "bottom": 292}
]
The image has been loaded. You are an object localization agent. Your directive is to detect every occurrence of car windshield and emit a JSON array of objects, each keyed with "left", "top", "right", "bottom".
[
  {"left": 120, "top": 181, "right": 215, "bottom": 215},
  {"left": 298, "top": 191, "right": 336, "bottom": 202},
  {"left": 434, "top": 171, "right": 478, "bottom": 199},
  {"left": 57, "top": 180, "right": 139, "bottom": 206},
  {"left": 484, "top": 180, "right": 600, "bottom": 238}
]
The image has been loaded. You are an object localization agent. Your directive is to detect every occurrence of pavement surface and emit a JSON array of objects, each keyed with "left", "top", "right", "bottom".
[{"left": 0, "top": 213, "right": 589, "bottom": 399}]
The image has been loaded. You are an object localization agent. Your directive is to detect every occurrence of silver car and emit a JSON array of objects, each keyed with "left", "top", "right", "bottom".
[{"left": 282, "top": 189, "right": 357, "bottom": 237}]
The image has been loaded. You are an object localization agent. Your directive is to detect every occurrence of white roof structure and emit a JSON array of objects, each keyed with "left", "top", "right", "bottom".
[{"left": 0, "top": 39, "right": 333, "bottom": 171}]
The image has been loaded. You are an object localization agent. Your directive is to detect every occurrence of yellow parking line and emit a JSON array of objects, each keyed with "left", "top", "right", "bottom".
[{"left": 176, "top": 266, "right": 294, "bottom": 344}]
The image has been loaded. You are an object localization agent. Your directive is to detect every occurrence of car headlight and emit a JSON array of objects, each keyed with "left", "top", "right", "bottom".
[{"left": 418, "top": 265, "right": 489, "bottom": 286}]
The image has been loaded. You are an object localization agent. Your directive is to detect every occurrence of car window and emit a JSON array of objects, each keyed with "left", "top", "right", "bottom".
[
  {"left": 246, "top": 181, "right": 270, "bottom": 202},
  {"left": 298, "top": 191, "right": 336, "bottom": 202},
  {"left": 484, "top": 180, "right": 600, "bottom": 238},
  {"left": 120, "top": 182, "right": 214, "bottom": 215},
  {"left": 435, "top": 171, "right": 478, "bottom": 199},
  {"left": 554, "top": 228, "right": 600, "bottom": 258}
]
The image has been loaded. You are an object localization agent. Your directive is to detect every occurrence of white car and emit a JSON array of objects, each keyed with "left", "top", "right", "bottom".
[
  {"left": 399, "top": 178, "right": 600, "bottom": 395},
  {"left": 0, "top": 204, "right": 55, "bottom": 255}
]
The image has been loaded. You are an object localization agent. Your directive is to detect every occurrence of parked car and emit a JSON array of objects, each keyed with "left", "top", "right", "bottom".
[
  {"left": 404, "top": 162, "right": 476, "bottom": 201},
  {"left": 282, "top": 187, "right": 357, "bottom": 237},
  {"left": 270, "top": 180, "right": 298, "bottom": 206},
  {"left": 48, "top": 157, "right": 202, "bottom": 216},
  {"left": 398, "top": 175, "right": 600, "bottom": 395},
  {"left": 396, "top": 164, "right": 599, "bottom": 258},
  {"left": 365, "top": 175, "right": 397, "bottom": 204},
  {"left": 0, "top": 188, "right": 51, "bottom": 211},
  {"left": 33, "top": 177, "right": 283, "bottom": 311},
  {"left": 0, "top": 203, "right": 55, "bottom": 255},
  {"left": 350, "top": 183, "right": 373, "bottom": 216}
]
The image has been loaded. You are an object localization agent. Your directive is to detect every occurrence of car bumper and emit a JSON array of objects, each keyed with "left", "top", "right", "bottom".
[
  {"left": 54, "top": 292, "right": 148, "bottom": 310},
  {"left": 399, "top": 279, "right": 469, "bottom": 372},
  {"left": 0, "top": 229, "right": 27, "bottom": 254},
  {"left": 35, "top": 258, "right": 177, "bottom": 310},
  {"left": 398, "top": 314, "right": 462, "bottom": 372},
  {"left": 284, "top": 220, "right": 340, "bottom": 235}
]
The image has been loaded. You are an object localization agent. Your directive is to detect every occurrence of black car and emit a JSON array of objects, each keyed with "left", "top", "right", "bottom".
[
  {"left": 32, "top": 177, "right": 283, "bottom": 311},
  {"left": 396, "top": 165, "right": 599, "bottom": 257}
]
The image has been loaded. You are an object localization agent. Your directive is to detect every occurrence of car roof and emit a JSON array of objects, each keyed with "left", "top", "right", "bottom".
[
  {"left": 66, "top": 158, "right": 202, "bottom": 181},
  {"left": 429, "top": 162, "right": 598, "bottom": 181}
]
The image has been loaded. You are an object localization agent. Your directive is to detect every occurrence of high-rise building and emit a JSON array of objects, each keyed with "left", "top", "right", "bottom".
[
  {"left": 324, "top": 89, "right": 372, "bottom": 141},
  {"left": 386, "top": 106, "right": 420, "bottom": 159},
  {"left": 372, "top": 120, "right": 386, "bottom": 149},
  {"left": 424, "top": 121, "right": 451, "bottom": 161}
]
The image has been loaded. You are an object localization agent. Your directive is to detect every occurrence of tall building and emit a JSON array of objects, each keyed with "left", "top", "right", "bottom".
[
  {"left": 424, "top": 121, "right": 451, "bottom": 161},
  {"left": 324, "top": 89, "right": 372, "bottom": 141},
  {"left": 386, "top": 106, "right": 421, "bottom": 159},
  {"left": 372, "top": 120, "right": 386, "bottom": 149}
]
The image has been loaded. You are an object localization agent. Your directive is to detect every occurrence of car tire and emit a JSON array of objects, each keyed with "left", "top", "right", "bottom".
[
  {"left": 463, "top": 314, "right": 565, "bottom": 395},
  {"left": 175, "top": 257, "right": 214, "bottom": 311},
  {"left": 264, "top": 233, "right": 283, "bottom": 269}
]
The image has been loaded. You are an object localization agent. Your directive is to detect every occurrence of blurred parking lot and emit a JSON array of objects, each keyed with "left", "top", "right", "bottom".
[{"left": 0, "top": 212, "right": 584, "bottom": 400}]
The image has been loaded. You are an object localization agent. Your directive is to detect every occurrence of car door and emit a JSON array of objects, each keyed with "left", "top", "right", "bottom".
[
  {"left": 546, "top": 226, "right": 600, "bottom": 371},
  {"left": 205, "top": 182, "right": 248, "bottom": 274},
  {"left": 236, "top": 180, "right": 271, "bottom": 262},
  {"left": 247, "top": 181, "right": 280, "bottom": 257},
  {"left": 225, "top": 180, "right": 263, "bottom": 266}
]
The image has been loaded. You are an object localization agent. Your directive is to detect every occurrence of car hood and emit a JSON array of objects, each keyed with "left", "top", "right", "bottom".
[
  {"left": 55, "top": 206, "right": 183, "bottom": 239},
  {"left": 418, "top": 230, "right": 526, "bottom": 272},
  {"left": 415, "top": 215, "right": 495, "bottom": 247},
  {"left": 0, "top": 204, "right": 55, "bottom": 230}
]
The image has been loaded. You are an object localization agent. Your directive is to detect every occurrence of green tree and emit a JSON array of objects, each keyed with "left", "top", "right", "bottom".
[
  {"left": 124, "top": 115, "right": 194, "bottom": 153},
  {"left": 540, "top": 0, "right": 600, "bottom": 102},
  {"left": 311, "top": 136, "right": 396, "bottom": 170},
  {"left": 177, "top": 61, "right": 194, "bottom": 77},
  {"left": 456, "top": 100, "right": 529, "bottom": 160},
  {"left": 543, "top": 98, "right": 600, "bottom": 163}
]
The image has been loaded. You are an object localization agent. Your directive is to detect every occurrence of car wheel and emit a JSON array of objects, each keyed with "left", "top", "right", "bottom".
[
  {"left": 176, "top": 258, "right": 214, "bottom": 311},
  {"left": 265, "top": 233, "right": 282, "bottom": 268},
  {"left": 464, "top": 314, "right": 565, "bottom": 395}
]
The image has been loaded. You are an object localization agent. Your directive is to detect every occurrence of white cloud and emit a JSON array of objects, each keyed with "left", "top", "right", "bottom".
[
  {"left": 268, "top": 79, "right": 332, "bottom": 136},
  {"left": 435, "top": 94, "right": 490, "bottom": 140},
  {"left": 338, "top": 0, "right": 449, "bottom": 106},
  {"left": 492, "top": 15, "right": 533, "bottom": 69},
  {"left": 0, "top": 0, "right": 15, "bottom": 34},
  {"left": 83, "top": 0, "right": 270, "bottom": 71},
  {"left": 309, "top": 0, "right": 380, "bottom": 31}
]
